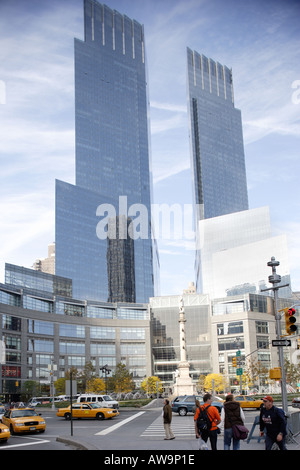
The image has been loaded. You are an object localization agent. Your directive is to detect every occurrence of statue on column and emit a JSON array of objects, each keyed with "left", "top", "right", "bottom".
[{"left": 173, "top": 296, "right": 196, "bottom": 396}]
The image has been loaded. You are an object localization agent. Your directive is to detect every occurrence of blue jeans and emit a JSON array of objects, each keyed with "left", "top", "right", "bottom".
[{"left": 224, "top": 428, "right": 240, "bottom": 450}]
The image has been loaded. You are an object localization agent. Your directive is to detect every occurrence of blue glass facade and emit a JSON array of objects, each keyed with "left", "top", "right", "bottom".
[
  {"left": 55, "top": 1, "right": 157, "bottom": 303},
  {"left": 187, "top": 49, "right": 249, "bottom": 220},
  {"left": 0, "top": 274, "right": 151, "bottom": 392}
]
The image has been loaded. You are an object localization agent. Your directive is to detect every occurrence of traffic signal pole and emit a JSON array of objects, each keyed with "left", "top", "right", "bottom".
[{"left": 261, "top": 257, "right": 290, "bottom": 415}]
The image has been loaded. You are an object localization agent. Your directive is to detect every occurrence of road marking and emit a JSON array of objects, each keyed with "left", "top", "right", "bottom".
[
  {"left": 95, "top": 411, "right": 145, "bottom": 435},
  {"left": 0, "top": 438, "right": 50, "bottom": 450},
  {"left": 141, "top": 415, "right": 195, "bottom": 439}
]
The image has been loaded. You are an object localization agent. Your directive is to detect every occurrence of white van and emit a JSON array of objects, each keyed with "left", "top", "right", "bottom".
[{"left": 77, "top": 394, "right": 119, "bottom": 409}]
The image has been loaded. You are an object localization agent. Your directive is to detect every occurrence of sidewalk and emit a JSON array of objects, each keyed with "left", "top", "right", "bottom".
[{"left": 57, "top": 431, "right": 300, "bottom": 451}]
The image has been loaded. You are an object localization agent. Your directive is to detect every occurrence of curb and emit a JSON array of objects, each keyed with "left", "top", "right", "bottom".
[{"left": 57, "top": 435, "right": 98, "bottom": 450}]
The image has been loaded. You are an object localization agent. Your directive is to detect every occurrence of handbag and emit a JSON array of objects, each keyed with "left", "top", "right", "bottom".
[
  {"left": 232, "top": 423, "right": 249, "bottom": 440},
  {"left": 226, "top": 406, "right": 249, "bottom": 440}
]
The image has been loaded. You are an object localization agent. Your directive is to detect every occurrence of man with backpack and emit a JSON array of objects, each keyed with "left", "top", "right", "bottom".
[
  {"left": 194, "top": 393, "right": 221, "bottom": 450},
  {"left": 259, "top": 395, "right": 287, "bottom": 450}
]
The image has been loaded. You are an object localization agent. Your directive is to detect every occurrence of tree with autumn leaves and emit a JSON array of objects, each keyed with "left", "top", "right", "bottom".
[
  {"left": 55, "top": 362, "right": 136, "bottom": 395},
  {"left": 107, "top": 363, "right": 135, "bottom": 393},
  {"left": 198, "top": 373, "right": 229, "bottom": 393},
  {"left": 141, "top": 376, "right": 163, "bottom": 396}
]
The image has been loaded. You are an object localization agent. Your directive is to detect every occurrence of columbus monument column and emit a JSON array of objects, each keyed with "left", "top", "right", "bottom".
[{"left": 173, "top": 296, "right": 196, "bottom": 396}]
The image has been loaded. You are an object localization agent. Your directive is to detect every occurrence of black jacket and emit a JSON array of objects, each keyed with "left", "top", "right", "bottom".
[{"left": 259, "top": 406, "right": 286, "bottom": 439}]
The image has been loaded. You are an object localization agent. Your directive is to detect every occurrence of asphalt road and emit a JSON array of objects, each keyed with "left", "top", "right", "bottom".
[{"left": 1, "top": 405, "right": 299, "bottom": 453}]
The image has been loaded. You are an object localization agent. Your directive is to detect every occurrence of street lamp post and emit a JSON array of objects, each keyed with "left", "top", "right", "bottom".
[
  {"left": 100, "top": 365, "right": 111, "bottom": 394},
  {"left": 48, "top": 358, "right": 57, "bottom": 410},
  {"left": 261, "top": 257, "right": 289, "bottom": 415}
]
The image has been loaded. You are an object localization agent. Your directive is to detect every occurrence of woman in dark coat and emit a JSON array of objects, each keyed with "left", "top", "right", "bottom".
[{"left": 221, "top": 394, "right": 245, "bottom": 450}]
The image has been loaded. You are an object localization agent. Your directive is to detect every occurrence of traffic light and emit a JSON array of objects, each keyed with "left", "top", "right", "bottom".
[
  {"left": 232, "top": 357, "right": 237, "bottom": 367},
  {"left": 285, "top": 307, "right": 297, "bottom": 335}
]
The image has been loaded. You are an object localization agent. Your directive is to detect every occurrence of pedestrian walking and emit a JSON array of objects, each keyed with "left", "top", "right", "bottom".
[
  {"left": 194, "top": 393, "right": 221, "bottom": 450},
  {"left": 221, "top": 394, "right": 245, "bottom": 450},
  {"left": 259, "top": 395, "right": 287, "bottom": 450},
  {"left": 163, "top": 399, "right": 175, "bottom": 440}
]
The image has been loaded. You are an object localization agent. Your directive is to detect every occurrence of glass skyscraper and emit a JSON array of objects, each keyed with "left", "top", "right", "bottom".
[
  {"left": 187, "top": 48, "right": 249, "bottom": 221},
  {"left": 55, "top": 1, "right": 158, "bottom": 303},
  {"left": 187, "top": 49, "right": 291, "bottom": 298}
]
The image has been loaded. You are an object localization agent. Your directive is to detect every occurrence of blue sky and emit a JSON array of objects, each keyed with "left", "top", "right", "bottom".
[{"left": 0, "top": 0, "right": 299, "bottom": 296}]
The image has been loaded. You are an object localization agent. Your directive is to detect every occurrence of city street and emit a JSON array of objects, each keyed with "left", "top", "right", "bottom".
[{"left": 1, "top": 404, "right": 299, "bottom": 453}]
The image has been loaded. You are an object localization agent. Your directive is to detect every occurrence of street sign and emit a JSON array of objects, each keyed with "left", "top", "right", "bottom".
[
  {"left": 236, "top": 368, "right": 243, "bottom": 375},
  {"left": 272, "top": 339, "right": 291, "bottom": 347},
  {"left": 65, "top": 380, "right": 77, "bottom": 396},
  {"left": 236, "top": 350, "right": 241, "bottom": 357}
]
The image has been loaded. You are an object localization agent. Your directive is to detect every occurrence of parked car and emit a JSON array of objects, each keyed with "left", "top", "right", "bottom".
[
  {"left": 292, "top": 396, "right": 300, "bottom": 408},
  {"left": 234, "top": 395, "right": 263, "bottom": 409},
  {"left": 57, "top": 402, "right": 119, "bottom": 420},
  {"left": 171, "top": 395, "right": 223, "bottom": 416}
]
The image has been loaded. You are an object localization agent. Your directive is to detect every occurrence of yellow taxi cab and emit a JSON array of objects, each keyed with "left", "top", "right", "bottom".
[
  {"left": 234, "top": 395, "right": 263, "bottom": 409},
  {"left": 0, "top": 422, "right": 10, "bottom": 442},
  {"left": 2, "top": 408, "right": 46, "bottom": 434},
  {"left": 57, "top": 402, "right": 119, "bottom": 420}
]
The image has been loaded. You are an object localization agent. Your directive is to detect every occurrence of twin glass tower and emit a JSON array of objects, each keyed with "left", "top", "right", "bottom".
[
  {"left": 55, "top": 1, "right": 157, "bottom": 303},
  {"left": 187, "top": 48, "right": 290, "bottom": 297},
  {"left": 56, "top": 0, "right": 284, "bottom": 303},
  {"left": 187, "top": 48, "right": 249, "bottom": 221}
]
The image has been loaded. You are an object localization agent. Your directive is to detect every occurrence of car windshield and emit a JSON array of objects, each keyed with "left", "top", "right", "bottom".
[
  {"left": 173, "top": 396, "right": 184, "bottom": 402},
  {"left": 102, "top": 396, "right": 113, "bottom": 401},
  {"left": 89, "top": 403, "right": 102, "bottom": 409},
  {"left": 11, "top": 409, "right": 39, "bottom": 418}
]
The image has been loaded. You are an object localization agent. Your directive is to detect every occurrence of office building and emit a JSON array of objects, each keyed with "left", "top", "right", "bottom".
[
  {"left": 5, "top": 263, "right": 72, "bottom": 299},
  {"left": 0, "top": 264, "right": 151, "bottom": 397},
  {"left": 210, "top": 293, "right": 299, "bottom": 391},
  {"left": 55, "top": 1, "right": 158, "bottom": 303},
  {"left": 33, "top": 242, "right": 55, "bottom": 275},
  {"left": 150, "top": 291, "right": 297, "bottom": 393},
  {"left": 187, "top": 49, "right": 292, "bottom": 298},
  {"left": 187, "top": 48, "right": 249, "bottom": 221},
  {"left": 0, "top": 264, "right": 297, "bottom": 398}
]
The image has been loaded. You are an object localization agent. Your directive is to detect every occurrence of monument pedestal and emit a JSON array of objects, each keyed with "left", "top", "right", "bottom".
[{"left": 173, "top": 361, "right": 196, "bottom": 396}]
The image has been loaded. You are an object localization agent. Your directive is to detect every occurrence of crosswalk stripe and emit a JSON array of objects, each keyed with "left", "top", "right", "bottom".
[
  {"left": 95, "top": 411, "right": 145, "bottom": 436},
  {"left": 141, "top": 415, "right": 195, "bottom": 439}
]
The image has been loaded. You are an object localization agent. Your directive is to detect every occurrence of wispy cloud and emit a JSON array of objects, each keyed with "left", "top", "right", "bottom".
[
  {"left": 150, "top": 101, "right": 187, "bottom": 113},
  {"left": 0, "top": 0, "right": 299, "bottom": 294}
]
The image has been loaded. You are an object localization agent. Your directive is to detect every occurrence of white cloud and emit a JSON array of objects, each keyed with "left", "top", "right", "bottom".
[
  {"left": 0, "top": 192, "right": 55, "bottom": 259},
  {"left": 150, "top": 101, "right": 187, "bottom": 113},
  {"left": 0, "top": 0, "right": 299, "bottom": 296},
  {"left": 150, "top": 113, "right": 187, "bottom": 135}
]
